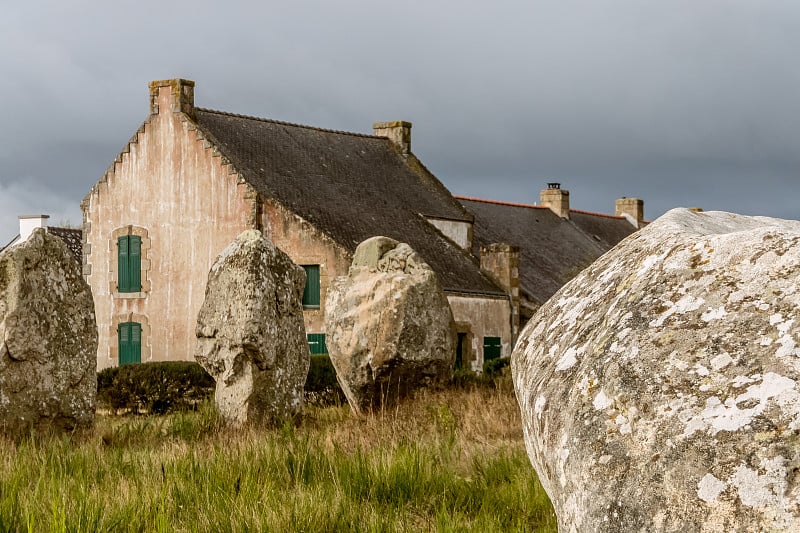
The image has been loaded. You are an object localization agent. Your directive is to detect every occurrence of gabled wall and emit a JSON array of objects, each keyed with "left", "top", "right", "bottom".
[{"left": 83, "top": 81, "right": 255, "bottom": 369}]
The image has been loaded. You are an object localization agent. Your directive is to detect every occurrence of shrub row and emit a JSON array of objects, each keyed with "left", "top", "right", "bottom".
[
  {"left": 97, "top": 361, "right": 215, "bottom": 414},
  {"left": 97, "top": 355, "right": 511, "bottom": 414},
  {"left": 97, "top": 356, "right": 348, "bottom": 414},
  {"left": 305, "top": 355, "right": 347, "bottom": 406}
]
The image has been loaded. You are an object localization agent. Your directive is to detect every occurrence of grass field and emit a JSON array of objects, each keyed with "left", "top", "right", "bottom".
[{"left": 0, "top": 379, "right": 556, "bottom": 532}]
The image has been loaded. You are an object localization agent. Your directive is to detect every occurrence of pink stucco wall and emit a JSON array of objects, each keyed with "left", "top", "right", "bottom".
[{"left": 84, "top": 86, "right": 254, "bottom": 369}]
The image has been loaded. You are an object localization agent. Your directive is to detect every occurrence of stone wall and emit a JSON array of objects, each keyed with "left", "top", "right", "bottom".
[{"left": 447, "top": 294, "right": 512, "bottom": 372}]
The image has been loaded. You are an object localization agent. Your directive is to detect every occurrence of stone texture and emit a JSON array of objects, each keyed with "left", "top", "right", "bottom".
[
  {"left": 195, "top": 230, "right": 309, "bottom": 425},
  {"left": 326, "top": 236, "right": 456, "bottom": 414},
  {"left": 0, "top": 229, "right": 97, "bottom": 434},
  {"left": 513, "top": 208, "right": 800, "bottom": 532}
]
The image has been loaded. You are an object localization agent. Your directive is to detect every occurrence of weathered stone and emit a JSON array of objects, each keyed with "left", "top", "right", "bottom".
[
  {"left": 0, "top": 229, "right": 97, "bottom": 434},
  {"left": 513, "top": 208, "right": 800, "bottom": 532},
  {"left": 326, "top": 236, "right": 456, "bottom": 414},
  {"left": 195, "top": 230, "right": 309, "bottom": 425}
]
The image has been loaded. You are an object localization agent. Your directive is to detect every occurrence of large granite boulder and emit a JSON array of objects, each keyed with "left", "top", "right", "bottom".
[
  {"left": 0, "top": 228, "right": 97, "bottom": 434},
  {"left": 326, "top": 236, "right": 456, "bottom": 414},
  {"left": 513, "top": 208, "right": 800, "bottom": 532},
  {"left": 195, "top": 230, "right": 309, "bottom": 425}
]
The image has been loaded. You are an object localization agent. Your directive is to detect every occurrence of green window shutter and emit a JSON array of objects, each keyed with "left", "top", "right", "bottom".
[
  {"left": 118, "top": 235, "right": 142, "bottom": 293},
  {"left": 302, "top": 265, "right": 320, "bottom": 308},
  {"left": 307, "top": 333, "right": 328, "bottom": 355},
  {"left": 129, "top": 236, "right": 142, "bottom": 292},
  {"left": 483, "top": 336, "right": 502, "bottom": 361},
  {"left": 118, "top": 236, "right": 130, "bottom": 292},
  {"left": 119, "top": 322, "right": 142, "bottom": 365},
  {"left": 118, "top": 322, "right": 129, "bottom": 364}
]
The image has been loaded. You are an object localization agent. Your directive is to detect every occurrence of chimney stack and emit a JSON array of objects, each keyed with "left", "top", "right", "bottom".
[
  {"left": 615, "top": 197, "right": 644, "bottom": 228},
  {"left": 540, "top": 183, "right": 570, "bottom": 219},
  {"left": 19, "top": 215, "right": 49, "bottom": 241},
  {"left": 373, "top": 121, "right": 412, "bottom": 156},
  {"left": 480, "top": 243, "right": 521, "bottom": 341},
  {"left": 149, "top": 79, "right": 195, "bottom": 119}
]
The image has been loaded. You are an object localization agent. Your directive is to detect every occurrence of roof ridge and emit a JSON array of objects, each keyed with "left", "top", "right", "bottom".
[
  {"left": 569, "top": 208, "right": 625, "bottom": 220},
  {"left": 195, "top": 108, "right": 380, "bottom": 139},
  {"left": 457, "top": 195, "right": 626, "bottom": 219},
  {"left": 455, "top": 196, "right": 548, "bottom": 210},
  {"left": 48, "top": 226, "right": 82, "bottom": 233}
]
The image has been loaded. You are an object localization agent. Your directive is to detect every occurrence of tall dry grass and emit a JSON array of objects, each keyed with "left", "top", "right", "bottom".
[{"left": 0, "top": 378, "right": 556, "bottom": 532}]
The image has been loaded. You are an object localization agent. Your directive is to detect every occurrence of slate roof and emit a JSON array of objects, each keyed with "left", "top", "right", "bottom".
[
  {"left": 0, "top": 235, "right": 16, "bottom": 255},
  {"left": 48, "top": 227, "right": 83, "bottom": 263},
  {"left": 457, "top": 197, "right": 637, "bottom": 309},
  {"left": 193, "top": 109, "right": 504, "bottom": 297}
]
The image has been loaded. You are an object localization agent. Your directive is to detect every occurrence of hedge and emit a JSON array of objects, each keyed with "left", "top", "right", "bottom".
[
  {"left": 97, "top": 355, "right": 507, "bottom": 414},
  {"left": 304, "top": 355, "right": 346, "bottom": 406},
  {"left": 98, "top": 356, "right": 347, "bottom": 414},
  {"left": 97, "top": 361, "right": 215, "bottom": 414}
]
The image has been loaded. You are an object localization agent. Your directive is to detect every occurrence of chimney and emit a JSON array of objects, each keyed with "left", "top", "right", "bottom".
[
  {"left": 373, "top": 121, "right": 412, "bottom": 156},
  {"left": 480, "top": 243, "right": 521, "bottom": 341},
  {"left": 540, "top": 182, "right": 570, "bottom": 219},
  {"left": 149, "top": 78, "right": 195, "bottom": 119},
  {"left": 615, "top": 197, "right": 644, "bottom": 228},
  {"left": 19, "top": 215, "right": 49, "bottom": 241}
]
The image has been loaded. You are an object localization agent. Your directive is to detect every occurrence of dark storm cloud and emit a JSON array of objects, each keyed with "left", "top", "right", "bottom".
[{"left": 1, "top": 0, "right": 799, "bottom": 243}]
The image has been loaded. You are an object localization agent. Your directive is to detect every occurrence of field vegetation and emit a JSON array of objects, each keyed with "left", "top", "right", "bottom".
[{"left": 0, "top": 376, "right": 556, "bottom": 532}]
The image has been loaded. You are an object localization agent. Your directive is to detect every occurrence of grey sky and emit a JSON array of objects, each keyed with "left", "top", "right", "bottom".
[{"left": 2, "top": 0, "right": 799, "bottom": 244}]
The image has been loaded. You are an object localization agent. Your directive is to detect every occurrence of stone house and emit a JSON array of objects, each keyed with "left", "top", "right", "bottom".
[{"left": 83, "top": 79, "right": 515, "bottom": 372}]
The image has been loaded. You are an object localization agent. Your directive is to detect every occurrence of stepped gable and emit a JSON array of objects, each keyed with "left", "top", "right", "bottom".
[
  {"left": 194, "top": 109, "right": 503, "bottom": 296},
  {"left": 458, "top": 197, "right": 636, "bottom": 307}
]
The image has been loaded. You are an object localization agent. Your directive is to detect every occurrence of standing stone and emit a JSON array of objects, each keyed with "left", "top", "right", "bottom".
[
  {"left": 195, "top": 230, "right": 309, "bottom": 425},
  {"left": 326, "top": 236, "right": 455, "bottom": 414},
  {"left": 513, "top": 209, "right": 800, "bottom": 532},
  {"left": 0, "top": 228, "right": 97, "bottom": 434}
]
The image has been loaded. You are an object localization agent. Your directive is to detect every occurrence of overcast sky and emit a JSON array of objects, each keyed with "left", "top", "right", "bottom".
[{"left": 2, "top": 0, "right": 798, "bottom": 244}]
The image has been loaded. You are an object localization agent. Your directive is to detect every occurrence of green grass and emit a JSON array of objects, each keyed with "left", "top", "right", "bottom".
[{"left": 0, "top": 382, "right": 556, "bottom": 532}]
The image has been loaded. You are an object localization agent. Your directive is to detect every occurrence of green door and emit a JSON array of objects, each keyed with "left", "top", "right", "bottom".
[
  {"left": 307, "top": 333, "right": 328, "bottom": 355},
  {"left": 119, "top": 322, "right": 142, "bottom": 365},
  {"left": 302, "top": 265, "right": 320, "bottom": 308},
  {"left": 483, "top": 336, "right": 502, "bottom": 361}
]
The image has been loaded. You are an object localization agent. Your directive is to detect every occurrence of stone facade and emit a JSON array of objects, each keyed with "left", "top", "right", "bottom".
[{"left": 448, "top": 295, "right": 512, "bottom": 372}]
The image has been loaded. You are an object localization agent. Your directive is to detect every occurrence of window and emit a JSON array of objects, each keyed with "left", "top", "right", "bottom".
[
  {"left": 483, "top": 336, "right": 502, "bottom": 361},
  {"left": 118, "top": 321, "right": 142, "bottom": 365},
  {"left": 302, "top": 265, "right": 320, "bottom": 308},
  {"left": 307, "top": 333, "right": 328, "bottom": 355},
  {"left": 118, "top": 235, "right": 142, "bottom": 292}
]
